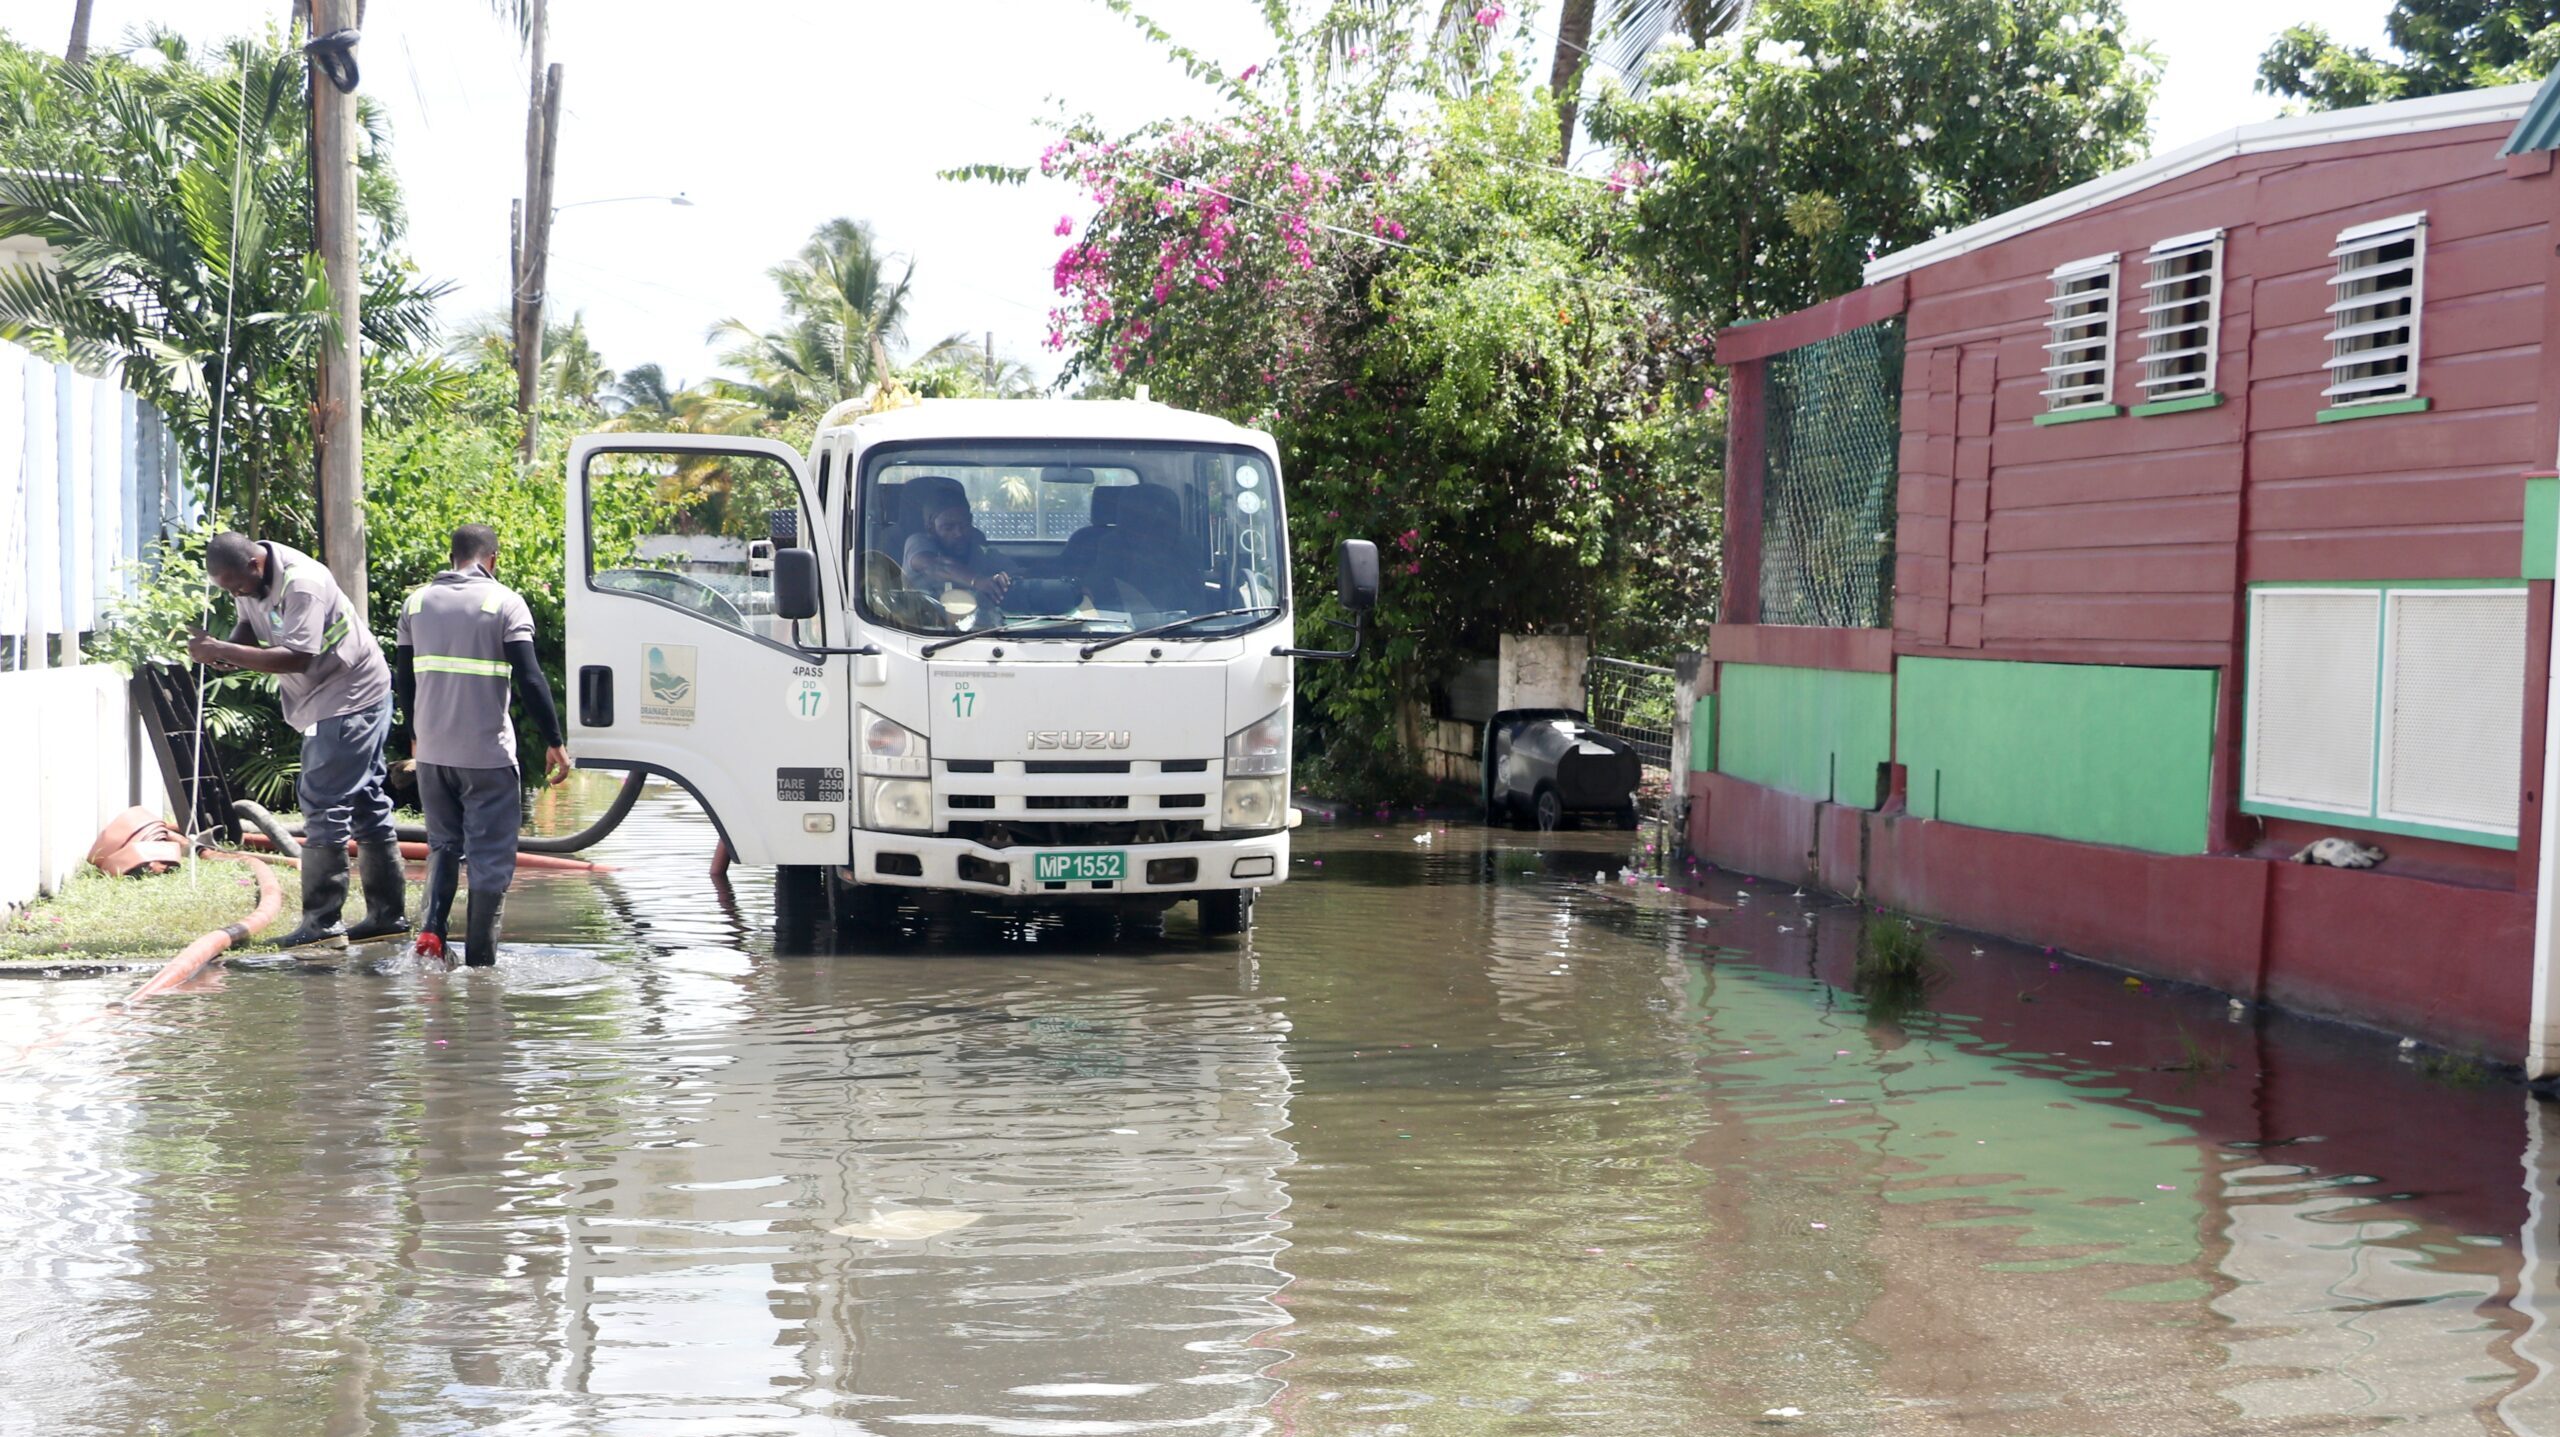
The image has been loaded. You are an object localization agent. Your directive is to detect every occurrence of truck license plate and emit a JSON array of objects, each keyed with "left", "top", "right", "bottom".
[{"left": 1035, "top": 850, "right": 1126, "bottom": 882}]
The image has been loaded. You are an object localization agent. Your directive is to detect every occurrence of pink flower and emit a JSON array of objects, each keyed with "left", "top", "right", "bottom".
[
  {"left": 1054, "top": 215, "right": 1073, "bottom": 236},
  {"left": 1405, "top": 561, "right": 1421, "bottom": 575},
  {"left": 1238, "top": 63, "right": 1259, "bottom": 82},
  {"left": 1474, "top": 3, "right": 1504, "bottom": 24},
  {"left": 1396, "top": 528, "right": 1419, "bottom": 551}
]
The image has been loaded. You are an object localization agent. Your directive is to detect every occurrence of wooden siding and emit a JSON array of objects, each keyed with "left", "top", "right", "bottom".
[{"left": 1892, "top": 119, "right": 2553, "bottom": 667}]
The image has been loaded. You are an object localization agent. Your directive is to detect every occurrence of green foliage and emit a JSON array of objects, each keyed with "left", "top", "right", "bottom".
[
  {"left": 1587, "top": 0, "right": 2158, "bottom": 331},
  {"left": 1025, "top": 4, "right": 1722, "bottom": 793},
  {"left": 2259, "top": 3, "right": 2560, "bottom": 110},
  {"left": 1855, "top": 913, "right": 1938, "bottom": 985},
  {"left": 0, "top": 28, "right": 447, "bottom": 544},
  {"left": 2158, "top": 1023, "right": 2232, "bottom": 1074}
]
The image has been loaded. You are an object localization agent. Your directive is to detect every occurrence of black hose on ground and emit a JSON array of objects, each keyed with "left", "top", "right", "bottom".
[
  {"left": 281, "top": 769, "right": 650, "bottom": 855},
  {"left": 233, "top": 799, "right": 304, "bottom": 859}
]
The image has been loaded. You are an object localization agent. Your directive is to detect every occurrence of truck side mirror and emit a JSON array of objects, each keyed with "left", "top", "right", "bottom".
[
  {"left": 774, "top": 547, "right": 821, "bottom": 621},
  {"left": 1337, "top": 539, "right": 1380, "bottom": 613}
]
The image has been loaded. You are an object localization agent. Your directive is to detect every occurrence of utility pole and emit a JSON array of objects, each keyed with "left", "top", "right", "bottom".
[
  {"left": 985, "top": 331, "right": 996, "bottom": 393},
  {"left": 308, "top": 1, "right": 367, "bottom": 618},
  {"left": 511, "top": 0, "right": 561, "bottom": 467}
]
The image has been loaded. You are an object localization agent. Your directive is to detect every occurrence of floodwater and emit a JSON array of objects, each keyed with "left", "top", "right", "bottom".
[{"left": 6, "top": 786, "right": 2560, "bottom": 1435}]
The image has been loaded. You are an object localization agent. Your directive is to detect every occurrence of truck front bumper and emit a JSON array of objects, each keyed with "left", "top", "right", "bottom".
[{"left": 849, "top": 829, "right": 1291, "bottom": 897}]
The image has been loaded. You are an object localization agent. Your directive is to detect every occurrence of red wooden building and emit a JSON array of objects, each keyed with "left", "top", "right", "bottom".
[{"left": 1689, "top": 77, "right": 2560, "bottom": 1069}]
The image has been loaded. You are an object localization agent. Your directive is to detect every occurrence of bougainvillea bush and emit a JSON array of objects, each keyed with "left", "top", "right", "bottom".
[{"left": 1010, "top": 4, "right": 1722, "bottom": 795}]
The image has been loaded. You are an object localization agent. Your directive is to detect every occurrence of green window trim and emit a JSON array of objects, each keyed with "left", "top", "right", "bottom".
[
  {"left": 2239, "top": 798, "right": 2518, "bottom": 852},
  {"left": 2314, "top": 395, "right": 2430, "bottom": 423},
  {"left": 2130, "top": 393, "right": 2223, "bottom": 418},
  {"left": 2033, "top": 403, "right": 2122, "bottom": 426}
]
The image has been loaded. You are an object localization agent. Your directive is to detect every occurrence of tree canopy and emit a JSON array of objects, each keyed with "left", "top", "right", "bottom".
[
  {"left": 2257, "top": 1, "right": 2560, "bottom": 111},
  {"left": 1586, "top": 0, "right": 2158, "bottom": 331}
]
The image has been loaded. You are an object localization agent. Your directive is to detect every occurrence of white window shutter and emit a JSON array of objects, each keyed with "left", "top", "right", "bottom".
[
  {"left": 2246, "top": 590, "right": 2380, "bottom": 814},
  {"left": 2380, "top": 590, "right": 2524, "bottom": 834},
  {"left": 2323, "top": 215, "right": 2424, "bottom": 405},
  {"left": 2139, "top": 230, "right": 2221, "bottom": 399},
  {"left": 2042, "top": 254, "right": 2118, "bottom": 411}
]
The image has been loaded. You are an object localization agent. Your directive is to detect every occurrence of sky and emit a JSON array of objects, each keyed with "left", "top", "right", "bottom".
[{"left": 0, "top": 0, "right": 2399, "bottom": 392}]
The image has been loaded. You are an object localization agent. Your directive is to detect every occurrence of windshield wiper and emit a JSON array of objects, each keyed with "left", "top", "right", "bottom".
[
  {"left": 1079, "top": 606, "right": 1282, "bottom": 659},
  {"left": 919, "top": 615, "right": 1088, "bottom": 658}
]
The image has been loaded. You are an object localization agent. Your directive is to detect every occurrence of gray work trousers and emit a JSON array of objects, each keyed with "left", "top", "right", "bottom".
[
  {"left": 417, "top": 762, "right": 522, "bottom": 892},
  {"left": 301, "top": 694, "right": 398, "bottom": 850}
]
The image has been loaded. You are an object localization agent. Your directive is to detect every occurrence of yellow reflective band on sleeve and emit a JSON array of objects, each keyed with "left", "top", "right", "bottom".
[
  {"left": 321, "top": 614, "right": 350, "bottom": 648},
  {"left": 405, "top": 591, "right": 427, "bottom": 616},
  {"left": 415, "top": 655, "right": 511, "bottom": 677},
  {"left": 480, "top": 591, "right": 503, "bottom": 613}
]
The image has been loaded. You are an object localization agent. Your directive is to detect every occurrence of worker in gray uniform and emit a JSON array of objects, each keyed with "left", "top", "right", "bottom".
[
  {"left": 392, "top": 524, "right": 571, "bottom": 966},
  {"left": 188, "top": 532, "right": 407, "bottom": 949}
]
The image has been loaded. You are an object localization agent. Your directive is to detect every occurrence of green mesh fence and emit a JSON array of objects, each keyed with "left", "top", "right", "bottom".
[{"left": 1759, "top": 317, "right": 1905, "bottom": 628}]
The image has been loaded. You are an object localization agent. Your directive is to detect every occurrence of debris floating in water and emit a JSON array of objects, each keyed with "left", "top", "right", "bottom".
[{"left": 830, "top": 1209, "right": 983, "bottom": 1241}]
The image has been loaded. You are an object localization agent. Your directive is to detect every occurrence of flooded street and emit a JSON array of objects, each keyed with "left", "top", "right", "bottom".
[{"left": 7, "top": 785, "right": 2560, "bottom": 1434}]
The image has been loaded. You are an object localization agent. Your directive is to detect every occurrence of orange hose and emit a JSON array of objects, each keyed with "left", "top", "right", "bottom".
[
  {"left": 3, "top": 848, "right": 281, "bottom": 1068},
  {"left": 123, "top": 850, "right": 281, "bottom": 1002}
]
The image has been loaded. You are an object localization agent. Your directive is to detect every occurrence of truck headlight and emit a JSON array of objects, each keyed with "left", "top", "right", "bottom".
[
  {"left": 1225, "top": 707, "right": 1289, "bottom": 778},
  {"left": 1221, "top": 776, "right": 1285, "bottom": 831},
  {"left": 860, "top": 707, "right": 928, "bottom": 777},
  {"left": 861, "top": 777, "right": 933, "bottom": 832}
]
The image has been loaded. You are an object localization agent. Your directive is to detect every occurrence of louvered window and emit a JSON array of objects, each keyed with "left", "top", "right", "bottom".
[
  {"left": 2323, "top": 214, "right": 2425, "bottom": 406},
  {"left": 2139, "top": 230, "right": 2221, "bottom": 400},
  {"left": 2041, "top": 254, "right": 2117, "bottom": 413},
  {"left": 2242, "top": 583, "right": 2524, "bottom": 844}
]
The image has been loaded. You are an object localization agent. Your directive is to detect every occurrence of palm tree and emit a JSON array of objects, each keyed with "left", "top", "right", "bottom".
[
  {"left": 0, "top": 31, "right": 443, "bottom": 536},
  {"left": 64, "top": 0, "right": 93, "bottom": 67},
  {"left": 710, "top": 217, "right": 976, "bottom": 423},
  {"left": 1551, "top": 0, "right": 1748, "bottom": 160}
]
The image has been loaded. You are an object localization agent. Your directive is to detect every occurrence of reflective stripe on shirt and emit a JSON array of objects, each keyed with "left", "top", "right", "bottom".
[{"left": 415, "top": 655, "right": 512, "bottom": 677}]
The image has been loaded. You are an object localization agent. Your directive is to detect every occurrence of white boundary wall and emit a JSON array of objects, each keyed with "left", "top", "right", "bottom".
[{"left": 0, "top": 665, "right": 164, "bottom": 912}]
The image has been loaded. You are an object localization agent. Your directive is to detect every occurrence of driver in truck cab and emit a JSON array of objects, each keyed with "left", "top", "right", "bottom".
[{"left": 901, "top": 495, "right": 1012, "bottom": 602}]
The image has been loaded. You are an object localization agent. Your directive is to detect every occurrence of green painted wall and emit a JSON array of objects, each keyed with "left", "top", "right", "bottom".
[
  {"left": 1714, "top": 664, "right": 1894, "bottom": 808},
  {"left": 2526, "top": 477, "right": 2557, "bottom": 581},
  {"left": 1690, "top": 696, "right": 1716, "bottom": 773},
  {"left": 1897, "top": 657, "right": 2218, "bottom": 856}
]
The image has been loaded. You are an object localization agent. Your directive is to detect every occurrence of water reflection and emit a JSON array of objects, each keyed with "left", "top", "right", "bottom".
[{"left": 8, "top": 795, "right": 2560, "bottom": 1432}]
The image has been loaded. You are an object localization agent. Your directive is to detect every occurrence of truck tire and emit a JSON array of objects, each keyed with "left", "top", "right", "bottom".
[
  {"left": 826, "top": 866, "right": 897, "bottom": 933},
  {"left": 775, "top": 865, "right": 830, "bottom": 953},
  {"left": 1199, "top": 888, "right": 1254, "bottom": 938}
]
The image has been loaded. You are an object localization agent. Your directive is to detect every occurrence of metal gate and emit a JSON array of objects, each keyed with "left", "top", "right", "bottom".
[{"left": 1584, "top": 656, "right": 1676, "bottom": 771}]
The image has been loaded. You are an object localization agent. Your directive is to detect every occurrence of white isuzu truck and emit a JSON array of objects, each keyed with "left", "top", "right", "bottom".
[{"left": 562, "top": 398, "right": 1376, "bottom": 935}]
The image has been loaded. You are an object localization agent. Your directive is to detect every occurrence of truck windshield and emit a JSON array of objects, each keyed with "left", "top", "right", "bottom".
[{"left": 851, "top": 441, "right": 1285, "bottom": 641}]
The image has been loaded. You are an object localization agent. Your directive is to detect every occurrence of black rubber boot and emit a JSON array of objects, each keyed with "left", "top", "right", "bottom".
[
  {"left": 345, "top": 841, "right": 411, "bottom": 942},
  {"left": 416, "top": 848, "right": 460, "bottom": 956},
  {"left": 463, "top": 888, "right": 506, "bottom": 968},
  {"left": 274, "top": 843, "right": 351, "bottom": 949}
]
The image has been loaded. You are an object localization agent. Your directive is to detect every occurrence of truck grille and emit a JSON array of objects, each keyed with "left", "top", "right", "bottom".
[
  {"left": 946, "top": 819, "right": 1206, "bottom": 849},
  {"left": 932, "top": 758, "right": 1220, "bottom": 828}
]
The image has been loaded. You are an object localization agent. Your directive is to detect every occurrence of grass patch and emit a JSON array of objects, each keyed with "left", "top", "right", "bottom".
[
  {"left": 1, "top": 860, "right": 423, "bottom": 963},
  {"left": 2414, "top": 1049, "right": 2495, "bottom": 1089},
  {"left": 1856, "top": 915, "right": 1938, "bottom": 986},
  {"left": 1855, "top": 914, "right": 1942, "bottom": 1022},
  {"left": 2158, "top": 1024, "right": 2231, "bottom": 1074}
]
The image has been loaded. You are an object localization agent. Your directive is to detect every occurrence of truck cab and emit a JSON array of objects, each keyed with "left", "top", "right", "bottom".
[{"left": 562, "top": 398, "right": 1373, "bottom": 936}]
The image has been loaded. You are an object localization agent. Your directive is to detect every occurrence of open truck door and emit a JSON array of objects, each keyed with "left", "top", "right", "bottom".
[{"left": 565, "top": 435, "right": 852, "bottom": 865}]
